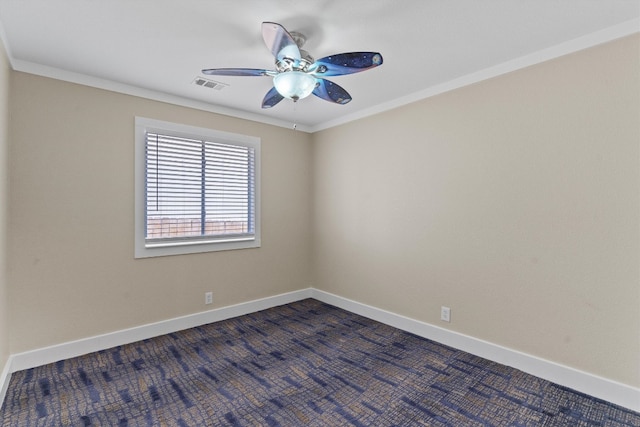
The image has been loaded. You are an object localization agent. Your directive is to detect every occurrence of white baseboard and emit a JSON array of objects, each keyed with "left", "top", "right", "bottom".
[
  {"left": 2, "top": 287, "right": 638, "bottom": 413},
  {"left": 9, "top": 288, "right": 312, "bottom": 372},
  {"left": 0, "top": 356, "right": 11, "bottom": 409},
  {"left": 310, "top": 289, "right": 640, "bottom": 413}
]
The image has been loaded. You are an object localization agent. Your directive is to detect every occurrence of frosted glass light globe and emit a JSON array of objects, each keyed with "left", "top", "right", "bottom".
[{"left": 273, "top": 71, "right": 316, "bottom": 101}]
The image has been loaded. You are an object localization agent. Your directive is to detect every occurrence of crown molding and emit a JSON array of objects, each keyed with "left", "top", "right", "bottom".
[
  {"left": 309, "top": 18, "right": 640, "bottom": 133},
  {"left": 1, "top": 19, "right": 638, "bottom": 134}
]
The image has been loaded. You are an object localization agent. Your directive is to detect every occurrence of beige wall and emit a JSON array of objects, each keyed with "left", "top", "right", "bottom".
[
  {"left": 8, "top": 74, "right": 313, "bottom": 352},
  {"left": 0, "top": 36, "right": 10, "bottom": 369},
  {"left": 312, "top": 35, "right": 640, "bottom": 387}
]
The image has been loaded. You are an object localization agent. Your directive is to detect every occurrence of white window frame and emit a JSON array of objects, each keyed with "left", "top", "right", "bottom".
[{"left": 135, "top": 117, "right": 261, "bottom": 258}]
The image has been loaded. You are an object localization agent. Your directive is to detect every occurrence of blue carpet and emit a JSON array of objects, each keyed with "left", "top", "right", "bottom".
[{"left": 1, "top": 299, "right": 638, "bottom": 426}]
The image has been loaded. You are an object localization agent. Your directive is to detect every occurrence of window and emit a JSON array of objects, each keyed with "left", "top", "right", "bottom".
[{"left": 135, "top": 117, "right": 260, "bottom": 258}]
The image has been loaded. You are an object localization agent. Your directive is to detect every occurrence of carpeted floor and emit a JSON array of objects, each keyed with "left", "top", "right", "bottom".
[{"left": 1, "top": 299, "right": 638, "bottom": 426}]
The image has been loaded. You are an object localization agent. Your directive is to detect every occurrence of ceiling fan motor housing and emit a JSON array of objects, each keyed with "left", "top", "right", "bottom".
[{"left": 278, "top": 31, "right": 314, "bottom": 72}]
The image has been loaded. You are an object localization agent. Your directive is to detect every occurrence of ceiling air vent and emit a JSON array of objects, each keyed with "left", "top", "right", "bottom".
[{"left": 193, "top": 77, "right": 228, "bottom": 90}]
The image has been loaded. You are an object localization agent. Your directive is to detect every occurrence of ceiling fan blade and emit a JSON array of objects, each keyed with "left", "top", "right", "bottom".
[
  {"left": 312, "top": 78, "right": 352, "bottom": 105},
  {"left": 262, "top": 22, "right": 301, "bottom": 62},
  {"left": 202, "top": 68, "right": 272, "bottom": 77},
  {"left": 311, "top": 52, "right": 383, "bottom": 77},
  {"left": 261, "top": 87, "right": 284, "bottom": 109}
]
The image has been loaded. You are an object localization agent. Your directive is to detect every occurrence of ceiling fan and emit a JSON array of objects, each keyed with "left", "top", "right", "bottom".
[{"left": 202, "top": 22, "right": 383, "bottom": 109}]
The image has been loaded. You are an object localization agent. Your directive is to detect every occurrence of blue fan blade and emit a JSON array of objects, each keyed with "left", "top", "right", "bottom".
[
  {"left": 262, "top": 87, "right": 284, "bottom": 109},
  {"left": 312, "top": 78, "right": 352, "bottom": 105},
  {"left": 262, "top": 22, "right": 301, "bottom": 62},
  {"left": 202, "top": 68, "right": 271, "bottom": 77},
  {"left": 311, "top": 52, "right": 383, "bottom": 77}
]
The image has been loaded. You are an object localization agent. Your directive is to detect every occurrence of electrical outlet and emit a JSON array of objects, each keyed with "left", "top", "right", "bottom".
[
  {"left": 205, "top": 292, "right": 213, "bottom": 305},
  {"left": 440, "top": 306, "right": 451, "bottom": 322}
]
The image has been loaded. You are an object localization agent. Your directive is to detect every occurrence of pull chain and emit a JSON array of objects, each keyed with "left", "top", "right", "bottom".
[{"left": 292, "top": 100, "right": 298, "bottom": 131}]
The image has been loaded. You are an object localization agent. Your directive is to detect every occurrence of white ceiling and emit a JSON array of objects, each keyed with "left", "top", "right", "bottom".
[{"left": 0, "top": 1, "right": 638, "bottom": 132}]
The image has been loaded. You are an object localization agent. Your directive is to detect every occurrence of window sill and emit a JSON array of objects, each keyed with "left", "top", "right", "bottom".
[{"left": 135, "top": 236, "right": 261, "bottom": 259}]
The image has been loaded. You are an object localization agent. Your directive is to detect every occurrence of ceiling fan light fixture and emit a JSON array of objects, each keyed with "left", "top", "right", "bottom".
[{"left": 273, "top": 71, "right": 316, "bottom": 101}]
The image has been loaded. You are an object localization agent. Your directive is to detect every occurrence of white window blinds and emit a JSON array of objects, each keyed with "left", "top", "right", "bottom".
[{"left": 145, "top": 132, "right": 256, "bottom": 245}]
